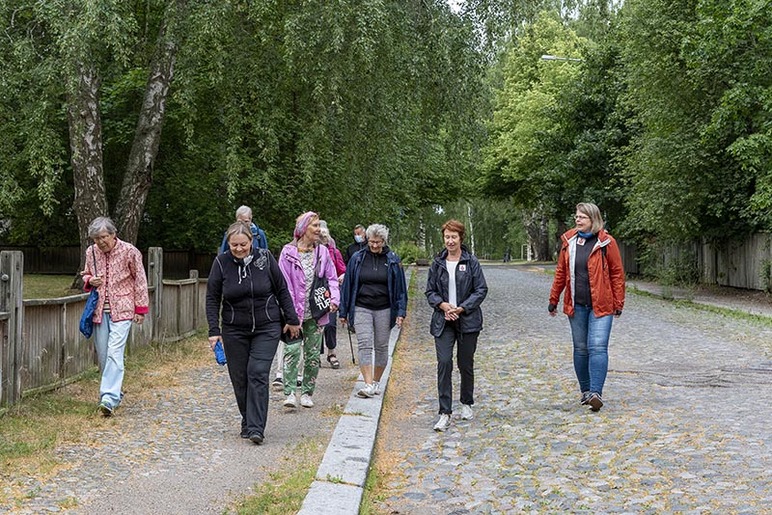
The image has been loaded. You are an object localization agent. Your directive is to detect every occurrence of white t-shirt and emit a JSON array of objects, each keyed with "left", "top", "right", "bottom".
[{"left": 446, "top": 260, "right": 458, "bottom": 307}]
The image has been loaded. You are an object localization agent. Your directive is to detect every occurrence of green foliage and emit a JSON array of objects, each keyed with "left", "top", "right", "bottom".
[
  {"left": 618, "top": 0, "right": 772, "bottom": 242},
  {"left": 392, "top": 242, "right": 430, "bottom": 265}
]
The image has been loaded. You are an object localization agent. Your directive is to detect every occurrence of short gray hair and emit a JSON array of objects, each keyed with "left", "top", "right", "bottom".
[
  {"left": 87, "top": 217, "right": 117, "bottom": 238},
  {"left": 366, "top": 224, "right": 389, "bottom": 243},
  {"left": 235, "top": 205, "right": 252, "bottom": 220}
]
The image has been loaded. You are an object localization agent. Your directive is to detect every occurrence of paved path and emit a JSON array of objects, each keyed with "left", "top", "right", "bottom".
[
  {"left": 374, "top": 265, "right": 772, "bottom": 514},
  {"left": 1, "top": 339, "right": 359, "bottom": 514}
]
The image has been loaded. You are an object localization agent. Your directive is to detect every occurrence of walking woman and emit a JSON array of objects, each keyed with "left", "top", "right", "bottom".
[
  {"left": 425, "top": 219, "right": 488, "bottom": 432},
  {"left": 339, "top": 224, "right": 407, "bottom": 398},
  {"left": 207, "top": 222, "right": 300, "bottom": 444},
  {"left": 278, "top": 212, "right": 340, "bottom": 409},
  {"left": 81, "top": 217, "right": 149, "bottom": 416},
  {"left": 319, "top": 221, "right": 346, "bottom": 369},
  {"left": 549, "top": 202, "right": 625, "bottom": 412}
]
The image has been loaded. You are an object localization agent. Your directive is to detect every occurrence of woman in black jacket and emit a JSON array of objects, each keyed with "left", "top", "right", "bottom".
[
  {"left": 207, "top": 223, "right": 300, "bottom": 444},
  {"left": 425, "top": 219, "right": 488, "bottom": 432}
]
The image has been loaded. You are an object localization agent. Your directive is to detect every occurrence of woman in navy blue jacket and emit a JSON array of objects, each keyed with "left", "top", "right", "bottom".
[
  {"left": 339, "top": 224, "right": 407, "bottom": 399},
  {"left": 425, "top": 219, "right": 488, "bottom": 432}
]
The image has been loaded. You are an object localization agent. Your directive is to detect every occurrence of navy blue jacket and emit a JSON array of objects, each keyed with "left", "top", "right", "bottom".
[
  {"left": 425, "top": 246, "right": 488, "bottom": 337},
  {"left": 339, "top": 247, "right": 407, "bottom": 329}
]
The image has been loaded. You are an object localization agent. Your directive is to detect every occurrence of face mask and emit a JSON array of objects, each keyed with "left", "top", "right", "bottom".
[{"left": 354, "top": 235, "right": 364, "bottom": 243}]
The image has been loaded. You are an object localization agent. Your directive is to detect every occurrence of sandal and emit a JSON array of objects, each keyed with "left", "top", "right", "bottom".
[{"left": 327, "top": 354, "right": 340, "bottom": 369}]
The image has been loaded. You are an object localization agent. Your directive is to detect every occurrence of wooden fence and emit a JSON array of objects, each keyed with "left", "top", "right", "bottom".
[
  {"left": 0, "top": 248, "right": 209, "bottom": 409},
  {"left": 0, "top": 246, "right": 217, "bottom": 279},
  {"left": 618, "top": 232, "right": 772, "bottom": 290}
]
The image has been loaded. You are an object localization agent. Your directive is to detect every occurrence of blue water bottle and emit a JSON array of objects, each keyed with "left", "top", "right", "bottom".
[{"left": 213, "top": 340, "right": 227, "bottom": 366}]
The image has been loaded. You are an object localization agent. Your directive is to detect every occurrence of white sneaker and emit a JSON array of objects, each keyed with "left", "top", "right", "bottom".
[
  {"left": 356, "top": 384, "right": 375, "bottom": 398},
  {"left": 283, "top": 392, "right": 297, "bottom": 408},
  {"left": 433, "top": 414, "right": 451, "bottom": 432},
  {"left": 459, "top": 404, "right": 474, "bottom": 420},
  {"left": 373, "top": 382, "right": 381, "bottom": 395},
  {"left": 300, "top": 393, "right": 314, "bottom": 408}
]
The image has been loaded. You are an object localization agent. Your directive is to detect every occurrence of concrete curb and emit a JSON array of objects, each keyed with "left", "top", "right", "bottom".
[{"left": 298, "top": 267, "right": 413, "bottom": 515}]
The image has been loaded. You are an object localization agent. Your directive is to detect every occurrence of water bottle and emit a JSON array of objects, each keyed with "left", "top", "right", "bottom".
[{"left": 214, "top": 340, "right": 227, "bottom": 365}]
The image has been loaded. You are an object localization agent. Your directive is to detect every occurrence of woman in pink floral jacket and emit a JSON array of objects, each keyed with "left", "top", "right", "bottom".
[{"left": 82, "top": 217, "right": 149, "bottom": 416}]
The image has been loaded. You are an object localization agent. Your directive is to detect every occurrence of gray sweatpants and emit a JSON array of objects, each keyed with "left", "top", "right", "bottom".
[{"left": 354, "top": 307, "right": 391, "bottom": 367}]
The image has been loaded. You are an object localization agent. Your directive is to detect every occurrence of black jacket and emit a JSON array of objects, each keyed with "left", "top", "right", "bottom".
[
  {"left": 206, "top": 248, "right": 299, "bottom": 336},
  {"left": 345, "top": 240, "right": 367, "bottom": 264},
  {"left": 425, "top": 246, "right": 488, "bottom": 337}
]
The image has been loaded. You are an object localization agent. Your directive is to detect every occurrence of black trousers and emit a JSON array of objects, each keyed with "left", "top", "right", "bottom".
[
  {"left": 222, "top": 324, "right": 280, "bottom": 436},
  {"left": 321, "top": 316, "right": 338, "bottom": 353},
  {"left": 435, "top": 323, "right": 479, "bottom": 415}
]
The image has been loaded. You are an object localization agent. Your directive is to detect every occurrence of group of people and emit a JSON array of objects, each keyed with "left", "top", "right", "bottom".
[
  {"left": 81, "top": 201, "right": 625, "bottom": 442},
  {"left": 205, "top": 209, "right": 408, "bottom": 444}
]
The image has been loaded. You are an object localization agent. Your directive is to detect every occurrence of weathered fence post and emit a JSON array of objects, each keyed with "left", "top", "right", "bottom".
[
  {"left": 147, "top": 247, "right": 163, "bottom": 340},
  {"left": 0, "top": 251, "right": 24, "bottom": 407},
  {"left": 190, "top": 270, "right": 199, "bottom": 331}
]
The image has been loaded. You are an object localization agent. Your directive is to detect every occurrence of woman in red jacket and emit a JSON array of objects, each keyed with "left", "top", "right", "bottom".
[{"left": 549, "top": 203, "right": 625, "bottom": 412}]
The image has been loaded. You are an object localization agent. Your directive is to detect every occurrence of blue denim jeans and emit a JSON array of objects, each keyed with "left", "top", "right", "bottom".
[
  {"left": 93, "top": 314, "right": 132, "bottom": 409},
  {"left": 568, "top": 305, "right": 613, "bottom": 395}
]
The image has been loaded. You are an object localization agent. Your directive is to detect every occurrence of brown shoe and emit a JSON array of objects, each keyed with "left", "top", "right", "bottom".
[{"left": 588, "top": 393, "right": 603, "bottom": 412}]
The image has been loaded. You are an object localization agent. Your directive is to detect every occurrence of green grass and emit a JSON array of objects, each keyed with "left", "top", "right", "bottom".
[
  {"left": 23, "top": 274, "right": 81, "bottom": 299},
  {"left": 234, "top": 438, "right": 326, "bottom": 514}
]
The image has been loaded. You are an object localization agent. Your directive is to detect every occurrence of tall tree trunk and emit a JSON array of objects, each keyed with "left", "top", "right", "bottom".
[
  {"left": 523, "top": 209, "right": 551, "bottom": 261},
  {"left": 68, "top": 62, "right": 107, "bottom": 283},
  {"left": 115, "top": 22, "right": 178, "bottom": 244}
]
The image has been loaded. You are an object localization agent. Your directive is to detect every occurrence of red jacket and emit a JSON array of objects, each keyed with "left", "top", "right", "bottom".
[{"left": 549, "top": 228, "right": 625, "bottom": 317}]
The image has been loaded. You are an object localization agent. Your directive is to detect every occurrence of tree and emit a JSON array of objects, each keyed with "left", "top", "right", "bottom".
[{"left": 479, "top": 12, "right": 586, "bottom": 259}]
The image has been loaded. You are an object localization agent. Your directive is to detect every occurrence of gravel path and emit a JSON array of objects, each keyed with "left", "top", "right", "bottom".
[
  {"left": 374, "top": 266, "right": 772, "bottom": 514},
  {"left": 2, "top": 339, "right": 358, "bottom": 514}
]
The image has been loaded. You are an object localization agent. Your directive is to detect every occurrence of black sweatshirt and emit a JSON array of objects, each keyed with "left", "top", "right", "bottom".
[{"left": 206, "top": 248, "right": 299, "bottom": 336}]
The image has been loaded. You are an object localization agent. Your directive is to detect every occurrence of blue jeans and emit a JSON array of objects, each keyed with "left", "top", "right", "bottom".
[
  {"left": 568, "top": 305, "right": 613, "bottom": 396},
  {"left": 93, "top": 314, "right": 132, "bottom": 409}
]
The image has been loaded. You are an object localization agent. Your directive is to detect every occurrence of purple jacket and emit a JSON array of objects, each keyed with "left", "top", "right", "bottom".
[{"left": 278, "top": 243, "right": 340, "bottom": 325}]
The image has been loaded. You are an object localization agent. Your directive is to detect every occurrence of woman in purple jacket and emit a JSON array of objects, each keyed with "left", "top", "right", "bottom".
[{"left": 278, "top": 212, "right": 340, "bottom": 409}]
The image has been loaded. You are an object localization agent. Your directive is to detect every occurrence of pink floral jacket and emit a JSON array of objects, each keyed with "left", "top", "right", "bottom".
[{"left": 83, "top": 239, "right": 150, "bottom": 323}]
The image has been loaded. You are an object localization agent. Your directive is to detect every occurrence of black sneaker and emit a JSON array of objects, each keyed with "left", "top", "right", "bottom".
[
  {"left": 580, "top": 391, "right": 591, "bottom": 405},
  {"left": 240, "top": 428, "right": 249, "bottom": 439},
  {"left": 249, "top": 432, "right": 264, "bottom": 445},
  {"left": 588, "top": 392, "right": 603, "bottom": 412}
]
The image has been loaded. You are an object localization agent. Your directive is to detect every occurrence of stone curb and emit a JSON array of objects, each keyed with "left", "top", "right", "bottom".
[{"left": 298, "top": 268, "right": 413, "bottom": 515}]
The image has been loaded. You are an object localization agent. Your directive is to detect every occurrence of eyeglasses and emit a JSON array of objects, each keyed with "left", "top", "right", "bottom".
[
  {"left": 575, "top": 215, "right": 590, "bottom": 220},
  {"left": 369, "top": 240, "right": 385, "bottom": 246}
]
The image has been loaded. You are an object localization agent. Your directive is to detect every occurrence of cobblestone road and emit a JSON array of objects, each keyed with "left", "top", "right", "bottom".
[{"left": 375, "top": 266, "right": 772, "bottom": 514}]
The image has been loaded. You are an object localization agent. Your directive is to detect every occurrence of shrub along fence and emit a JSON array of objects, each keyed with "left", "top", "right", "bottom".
[{"left": 0, "top": 248, "right": 208, "bottom": 409}]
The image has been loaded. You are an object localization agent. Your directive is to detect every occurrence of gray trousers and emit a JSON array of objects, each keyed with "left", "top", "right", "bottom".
[{"left": 354, "top": 307, "right": 391, "bottom": 367}]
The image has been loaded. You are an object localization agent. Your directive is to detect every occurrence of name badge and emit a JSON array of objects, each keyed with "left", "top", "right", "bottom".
[
  {"left": 577, "top": 237, "right": 586, "bottom": 246},
  {"left": 459, "top": 264, "right": 467, "bottom": 272}
]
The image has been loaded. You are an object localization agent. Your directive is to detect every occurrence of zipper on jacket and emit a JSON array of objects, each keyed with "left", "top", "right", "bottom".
[{"left": 249, "top": 264, "right": 256, "bottom": 332}]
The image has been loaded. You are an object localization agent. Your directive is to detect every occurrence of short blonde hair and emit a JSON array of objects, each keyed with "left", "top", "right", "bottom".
[{"left": 576, "top": 202, "right": 604, "bottom": 233}]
